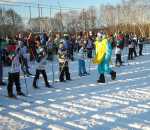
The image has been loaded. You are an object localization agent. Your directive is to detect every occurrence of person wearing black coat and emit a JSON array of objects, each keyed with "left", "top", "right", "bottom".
[
  {"left": 58, "top": 41, "right": 71, "bottom": 82},
  {"left": 0, "top": 44, "right": 6, "bottom": 86}
]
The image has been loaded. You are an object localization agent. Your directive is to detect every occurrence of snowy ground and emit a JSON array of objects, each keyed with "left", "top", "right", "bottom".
[{"left": 0, "top": 44, "right": 150, "bottom": 130}]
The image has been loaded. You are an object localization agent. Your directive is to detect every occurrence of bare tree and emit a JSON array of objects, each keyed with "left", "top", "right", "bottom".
[
  {"left": 87, "top": 6, "right": 96, "bottom": 30},
  {"left": 0, "top": 8, "right": 23, "bottom": 37}
]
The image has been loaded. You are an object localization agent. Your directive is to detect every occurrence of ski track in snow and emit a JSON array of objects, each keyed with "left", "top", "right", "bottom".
[{"left": 0, "top": 45, "right": 150, "bottom": 130}]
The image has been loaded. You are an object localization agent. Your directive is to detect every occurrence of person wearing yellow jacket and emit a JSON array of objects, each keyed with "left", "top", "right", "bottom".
[{"left": 93, "top": 33, "right": 116, "bottom": 83}]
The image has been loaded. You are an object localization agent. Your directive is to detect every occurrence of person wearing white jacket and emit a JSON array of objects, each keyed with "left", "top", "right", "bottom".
[
  {"left": 115, "top": 46, "right": 122, "bottom": 66},
  {"left": 128, "top": 39, "right": 134, "bottom": 60},
  {"left": 7, "top": 48, "right": 25, "bottom": 98},
  {"left": 32, "top": 47, "right": 51, "bottom": 88}
]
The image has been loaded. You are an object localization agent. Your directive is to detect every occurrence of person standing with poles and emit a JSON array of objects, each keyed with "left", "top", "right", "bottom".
[
  {"left": 85, "top": 35, "right": 94, "bottom": 73},
  {"left": 115, "top": 44, "right": 122, "bottom": 66},
  {"left": 128, "top": 38, "right": 134, "bottom": 60},
  {"left": 46, "top": 37, "right": 54, "bottom": 61},
  {"left": 138, "top": 36, "right": 144, "bottom": 56},
  {"left": 86, "top": 36, "right": 93, "bottom": 59},
  {"left": 58, "top": 40, "right": 71, "bottom": 82},
  {"left": 18, "top": 39, "right": 32, "bottom": 76},
  {"left": 32, "top": 42, "right": 51, "bottom": 89},
  {"left": 7, "top": 48, "right": 25, "bottom": 98},
  {"left": 46, "top": 37, "right": 55, "bottom": 85}
]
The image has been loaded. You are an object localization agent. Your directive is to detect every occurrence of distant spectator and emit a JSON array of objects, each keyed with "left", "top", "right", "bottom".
[{"left": 138, "top": 37, "right": 144, "bottom": 56}]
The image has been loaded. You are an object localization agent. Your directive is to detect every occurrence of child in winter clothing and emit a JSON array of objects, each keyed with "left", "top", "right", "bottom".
[
  {"left": 7, "top": 48, "right": 25, "bottom": 98},
  {"left": 33, "top": 46, "right": 51, "bottom": 88},
  {"left": 128, "top": 39, "right": 134, "bottom": 60},
  {"left": 138, "top": 37, "right": 144, "bottom": 56},
  {"left": 86, "top": 37, "right": 93, "bottom": 58},
  {"left": 78, "top": 45, "right": 88, "bottom": 76},
  {"left": 19, "top": 40, "right": 32, "bottom": 76},
  {"left": 133, "top": 36, "right": 138, "bottom": 57},
  {"left": 58, "top": 41, "right": 71, "bottom": 82},
  {"left": 46, "top": 37, "right": 54, "bottom": 61},
  {"left": 115, "top": 32, "right": 124, "bottom": 66},
  {"left": 115, "top": 46, "right": 122, "bottom": 66}
]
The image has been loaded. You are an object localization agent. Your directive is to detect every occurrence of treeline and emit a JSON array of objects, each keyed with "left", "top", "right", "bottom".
[
  {"left": 1, "top": 0, "right": 150, "bottom": 38},
  {"left": 0, "top": 8, "right": 23, "bottom": 37}
]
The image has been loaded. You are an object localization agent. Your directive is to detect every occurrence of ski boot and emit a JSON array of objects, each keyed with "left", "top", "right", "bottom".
[
  {"left": 110, "top": 71, "right": 116, "bottom": 80},
  {"left": 97, "top": 74, "right": 105, "bottom": 83},
  {"left": 17, "top": 91, "right": 26, "bottom": 96}
]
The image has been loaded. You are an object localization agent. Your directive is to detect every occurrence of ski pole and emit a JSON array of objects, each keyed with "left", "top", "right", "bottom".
[
  {"left": 20, "top": 56, "right": 29, "bottom": 95},
  {"left": 88, "top": 58, "right": 91, "bottom": 74},
  {"left": 51, "top": 59, "right": 55, "bottom": 85},
  {"left": 125, "top": 47, "right": 129, "bottom": 66},
  {"left": 23, "top": 72, "right": 28, "bottom": 95}
]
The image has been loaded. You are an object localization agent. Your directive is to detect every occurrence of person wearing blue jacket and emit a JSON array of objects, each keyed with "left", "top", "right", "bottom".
[
  {"left": 78, "top": 44, "right": 88, "bottom": 76},
  {"left": 93, "top": 33, "right": 116, "bottom": 83}
]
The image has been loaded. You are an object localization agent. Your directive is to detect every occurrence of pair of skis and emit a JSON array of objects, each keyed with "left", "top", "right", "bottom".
[
  {"left": 0, "top": 94, "right": 34, "bottom": 103},
  {"left": 21, "top": 59, "right": 55, "bottom": 95}
]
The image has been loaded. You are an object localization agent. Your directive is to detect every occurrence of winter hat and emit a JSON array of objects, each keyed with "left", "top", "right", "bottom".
[
  {"left": 10, "top": 47, "right": 20, "bottom": 61},
  {"left": 60, "top": 39, "right": 64, "bottom": 44},
  {"left": 97, "top": 32, "right": 103, "bottom": 40},
  {"left": 59, "top": 42, "right": 64, "bottom": 49},
  {"left": 64, "top": 33, "right": 68, "bottom": 37},
  {"left": 89, "top": 31, "right": 93, "bottom": 36},
  {"left": 64, "top": 34, "right": 69, "bottom": 40}
]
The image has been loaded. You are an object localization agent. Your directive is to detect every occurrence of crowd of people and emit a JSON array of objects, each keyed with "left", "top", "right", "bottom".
[{"left": 0, "top": 31, "right": 145, "bottom": 98}]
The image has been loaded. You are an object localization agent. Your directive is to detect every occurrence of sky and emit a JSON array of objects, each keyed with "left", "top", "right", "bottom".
[
  {"left": 0, "top": 0, "right": 122, "bottom": 22},
  {"left": 1, "top": 0, "right": 122, "bottom": 8},
  {"left": 38, "top": 0, "right": 122, "bottom": 8}
]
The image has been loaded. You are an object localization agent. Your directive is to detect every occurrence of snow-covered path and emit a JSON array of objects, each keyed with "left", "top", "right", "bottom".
[{"left": 0, "top": 45, "right": 150, "bottom": 130}]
